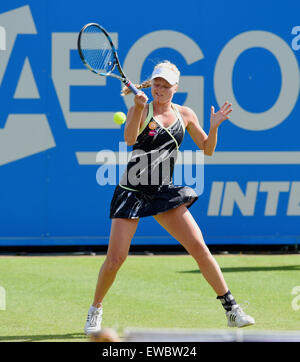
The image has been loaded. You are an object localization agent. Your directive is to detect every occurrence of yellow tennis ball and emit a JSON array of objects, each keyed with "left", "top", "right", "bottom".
[{"left": 113, "top": 111, "right": 126, "bottom": 125}]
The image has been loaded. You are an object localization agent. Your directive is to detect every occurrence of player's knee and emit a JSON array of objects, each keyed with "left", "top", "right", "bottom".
[
  {"left": 105, "top": 254, "right": 127, "bottom": 272},
  {"left": 191, "top": 241, "right": 211, "bottom": 262}
]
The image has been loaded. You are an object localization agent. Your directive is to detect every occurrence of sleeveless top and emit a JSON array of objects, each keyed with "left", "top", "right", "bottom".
[{"left": 119, "top": 102, "right": 185, "bottom": 194}]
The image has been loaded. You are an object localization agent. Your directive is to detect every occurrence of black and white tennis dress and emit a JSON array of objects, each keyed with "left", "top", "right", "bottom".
[{"left": 110, "top": 102, "right": 198, "bottom": 219}]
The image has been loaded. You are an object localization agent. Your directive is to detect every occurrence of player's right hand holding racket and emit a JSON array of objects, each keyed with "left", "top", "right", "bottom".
[{"left": 134, "top": 92, "right": 149, "bottom": 109}]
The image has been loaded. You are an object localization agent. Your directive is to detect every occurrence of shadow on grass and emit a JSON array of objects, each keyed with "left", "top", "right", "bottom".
[
  {"left": 0, "top": 332, "right": 87, "bottom": 342},
  {"left": 178, "top": 265, "right": 300, "bottom": 274}
]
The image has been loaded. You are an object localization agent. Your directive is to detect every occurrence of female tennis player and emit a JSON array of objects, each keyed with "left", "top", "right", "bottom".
[{"left": 84, "top": 61, "right": 255, "bottom": 334}]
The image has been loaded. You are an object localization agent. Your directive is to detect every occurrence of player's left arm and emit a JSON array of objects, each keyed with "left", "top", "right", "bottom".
[{"left": 182, "top": 102, "right": 232, "bottom": 156}]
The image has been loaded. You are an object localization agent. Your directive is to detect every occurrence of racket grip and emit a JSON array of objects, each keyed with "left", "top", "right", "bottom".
[{"left": 126, "top": 81, "right": 140, "bottom": 95}]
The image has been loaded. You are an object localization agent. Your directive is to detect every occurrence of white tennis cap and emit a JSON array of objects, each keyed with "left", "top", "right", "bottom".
[{"left": 151, "top": 66, "right": 179, "bottom": 85}]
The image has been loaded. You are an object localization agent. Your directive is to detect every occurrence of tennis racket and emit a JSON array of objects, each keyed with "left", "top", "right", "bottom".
[{"left": 77, "top": 23, "right": 139, "bottom": 95}]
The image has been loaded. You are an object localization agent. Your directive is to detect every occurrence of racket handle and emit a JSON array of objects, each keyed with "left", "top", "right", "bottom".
[{"left": 126, "top": 81, "right": 140, "bottom": 95}]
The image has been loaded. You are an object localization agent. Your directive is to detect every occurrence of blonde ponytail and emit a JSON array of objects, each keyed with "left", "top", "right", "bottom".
[{"left": 121, "top": 80, "right": 152, "bottom": 96}]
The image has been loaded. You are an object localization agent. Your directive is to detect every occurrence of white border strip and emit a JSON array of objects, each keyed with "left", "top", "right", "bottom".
[{"left": 76, "top": 151, "right": 300, "bottom": 165}]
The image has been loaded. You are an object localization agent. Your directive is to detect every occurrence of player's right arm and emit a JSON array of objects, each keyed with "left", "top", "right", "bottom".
[{"left": 124, "top": 92, "right": 148, "bottom": 146}]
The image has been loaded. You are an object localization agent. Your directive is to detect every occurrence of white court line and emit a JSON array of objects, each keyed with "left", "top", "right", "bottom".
[{"left": 76, "top": 151, "right": 300, "bottom": 165}]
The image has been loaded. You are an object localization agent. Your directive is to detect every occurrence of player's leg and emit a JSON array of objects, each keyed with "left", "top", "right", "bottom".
[
  {"left": 92, "top": 218, "right": 139, "bottom": 305},
  {"left": 154, "top": 204, "right": 228, "bottom": 295},
  {"left": 85, "top": 218, "right": 138, "bottom": 334},
  {"left": 153, "top": 205, "right": 255, "bottom": 327}
]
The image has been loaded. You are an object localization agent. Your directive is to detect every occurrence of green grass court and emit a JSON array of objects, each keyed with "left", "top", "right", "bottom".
[{"left": 0, "top": 253, "right": 299, "bottom": 342}]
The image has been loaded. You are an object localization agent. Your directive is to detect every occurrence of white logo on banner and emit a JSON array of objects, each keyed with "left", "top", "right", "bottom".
[
  {"left": 0, "top": 5, "right": 300, "bottom": 167},
  {"left": 0, "top": 5, "right": 55, "bottom": 166},
  {"left": 0, "top": 25, "right": 5, "bottom": 50}
]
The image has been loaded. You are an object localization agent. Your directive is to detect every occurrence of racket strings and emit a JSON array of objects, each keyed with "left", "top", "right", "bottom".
[{"left": 81, "top": 26, "right": 114, "bottom": 73}]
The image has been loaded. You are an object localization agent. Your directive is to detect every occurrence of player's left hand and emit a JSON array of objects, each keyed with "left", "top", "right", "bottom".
[{"left": 210, "top": 101, "right": 232, "bottom": 128}]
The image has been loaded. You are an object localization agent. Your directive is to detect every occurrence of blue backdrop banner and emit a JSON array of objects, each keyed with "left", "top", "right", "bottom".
[{"left": 0, "top": 0, "right": 299, "bottom": 246}]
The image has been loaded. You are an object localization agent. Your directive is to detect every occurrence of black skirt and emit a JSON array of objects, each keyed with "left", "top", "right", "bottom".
[{"left": 110, "top": 184, "right": 198, "bottom": 219}]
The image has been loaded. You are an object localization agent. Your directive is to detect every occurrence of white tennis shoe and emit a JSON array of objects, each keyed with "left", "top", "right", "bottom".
[
  {"left": 226, "top": 304, "right": 255, "bottom": 328},
  {"left": 84, "top": 305, "right": 103, "bottom": 335}
]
